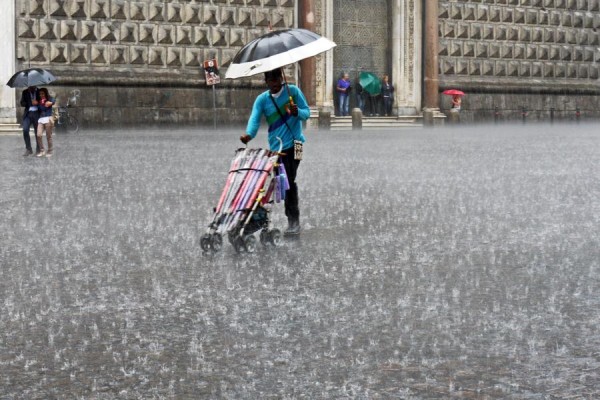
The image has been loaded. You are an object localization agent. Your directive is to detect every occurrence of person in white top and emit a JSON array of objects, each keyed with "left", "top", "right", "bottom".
[{"left": 35, "top": 88, "right": 55, "bottom": 157}]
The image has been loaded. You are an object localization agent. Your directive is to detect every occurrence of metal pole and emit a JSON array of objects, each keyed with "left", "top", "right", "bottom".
[
  {"left": 212, "top": 85, "right": 217, "bottom": 130},
  {"left": 550, "top": 107, "right": 554, "bottom": 125}
]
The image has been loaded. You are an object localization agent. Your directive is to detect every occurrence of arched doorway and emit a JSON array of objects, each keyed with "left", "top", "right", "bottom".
[{"left": 332, "top": 0, "right": 391, "bottom": 112}]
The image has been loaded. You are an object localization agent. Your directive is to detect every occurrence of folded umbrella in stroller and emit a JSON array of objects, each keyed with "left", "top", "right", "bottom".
[{"left": 201, "top": 140, "right": 289, "bottom": 253}]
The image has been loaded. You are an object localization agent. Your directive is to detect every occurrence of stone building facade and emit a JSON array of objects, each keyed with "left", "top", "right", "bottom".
[
  {"left": 438, "top": 0, "right": 600, "bottom": 121},
  {"left": 6, "top": 0, "right": 296, "bottom": 126},
  {"left": 1, "top": 0, "right": 599, "bottom": 126}
]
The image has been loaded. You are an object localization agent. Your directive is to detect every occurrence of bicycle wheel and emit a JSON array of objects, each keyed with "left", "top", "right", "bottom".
[{"left": 66, "top": 115, "right": 79, "bottom": 134}]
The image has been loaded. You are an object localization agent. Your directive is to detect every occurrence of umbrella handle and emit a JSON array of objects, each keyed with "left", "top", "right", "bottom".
[{"left": 281, "top": 69, "right": 295, "bottom": 107}]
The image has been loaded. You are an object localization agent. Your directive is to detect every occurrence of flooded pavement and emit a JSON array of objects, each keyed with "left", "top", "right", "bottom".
[{"left": 1, "top": 125, "right": 599, "bottom": 399}]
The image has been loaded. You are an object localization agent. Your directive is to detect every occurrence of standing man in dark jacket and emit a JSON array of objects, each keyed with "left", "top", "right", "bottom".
[
  {"left": 354, "top": 75, "right": 365, "bottom": 113},
  {"left": 381, "top": 75, "right": 395, "bottom": 116},
  {"left": 20, "top": 86, "right": 40, "bottom": 156}
]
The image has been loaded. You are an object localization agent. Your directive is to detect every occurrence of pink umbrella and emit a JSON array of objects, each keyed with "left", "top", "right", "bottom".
[{"left": 443, "top": 89, "right": 465, "bottom": 96}]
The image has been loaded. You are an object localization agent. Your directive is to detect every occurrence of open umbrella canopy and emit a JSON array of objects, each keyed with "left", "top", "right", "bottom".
[
  {"left": 443, "top": 89, "right": 465, "bottom": 96},
  {"left": 6, "top": 68, "right": 56, "bottom": 88},
  {"left": 225, "top": 28, "right": 336, "bottom": 79},
  {"left": 359, "top": 72, "right": 381, "bottom": 95}
]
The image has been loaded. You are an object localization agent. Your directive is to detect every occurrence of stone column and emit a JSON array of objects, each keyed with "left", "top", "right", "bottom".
[
  {"left": 298, "top": 0, "right": 316, "bottom": 105},
  {"left": 0, "top": 1, "right": 17, "bottom": 123},
  {"left": 423, "top": 0, "right": 439, "bottom": 110},
  {"left": 313, "top": 0, "right": 335, "bottom": 113},
  {"left": 391, "top": 0, "right": 402, "bottom": 115},
  {"left": 323, "top": 0, "right": 334, "bottom": 112},
  {"left": 391, "top": 0, "right": 422, "bottom": 116}
]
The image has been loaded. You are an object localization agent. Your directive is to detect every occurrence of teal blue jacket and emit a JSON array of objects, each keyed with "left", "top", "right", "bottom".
[{"left": 246, "top": 84, "right": 310, "bottom": 151}]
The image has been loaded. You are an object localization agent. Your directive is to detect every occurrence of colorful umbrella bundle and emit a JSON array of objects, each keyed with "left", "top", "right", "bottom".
[{"left": 201, "top": 148, "right": 288, "bottom": 253}]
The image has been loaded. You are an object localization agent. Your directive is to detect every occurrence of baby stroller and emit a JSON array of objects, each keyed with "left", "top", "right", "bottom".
[{"left": 200, "top": 140, "right": 289, "bottom": 253}]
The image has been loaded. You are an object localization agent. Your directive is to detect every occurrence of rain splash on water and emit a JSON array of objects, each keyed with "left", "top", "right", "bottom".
[{"left": 0, "top": 125, "right": 599, "bottom": 398}]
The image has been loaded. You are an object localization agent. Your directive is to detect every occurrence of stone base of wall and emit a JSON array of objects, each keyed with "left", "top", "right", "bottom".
[
  {"left": 439, "top": 92, "right": 600, "bottom": 124},
  {"left": 16, "top": 84, "right": 268, "bottom": 128}
]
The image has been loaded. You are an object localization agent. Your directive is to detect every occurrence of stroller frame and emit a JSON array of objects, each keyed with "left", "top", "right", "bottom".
[{"left": 201, "top": 140, "right": 284, "bottom": 253}]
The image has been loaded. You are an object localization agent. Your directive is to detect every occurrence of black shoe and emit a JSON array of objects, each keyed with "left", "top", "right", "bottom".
[
  {"left": 284, "top": 219, "right": 301, "bottom": 236},
  {"left": 23, "top": 149, "right": 33, "bottom": 157}
]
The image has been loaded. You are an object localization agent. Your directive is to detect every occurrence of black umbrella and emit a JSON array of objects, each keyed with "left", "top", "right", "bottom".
[
  {"left": 225, "top": 28, "right": 336, "bottom": 79},
  {"left": 6, "top": 68, "right": 57, "bottom": 88}
]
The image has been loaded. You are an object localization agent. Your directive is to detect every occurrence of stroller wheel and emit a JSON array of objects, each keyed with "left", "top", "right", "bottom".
[
  {"left": 269, "top": 229, "right": 282, "bottom": 246},
  {"left": 233, "top": 236, "right": 245, "bottom": 253},
  {"left": 228, "top": 233, "right": 236, "bottom": 245},
  {"left": 244, "top": 235, "right": 257, "bottom": 253},
  {"left": 200, "top": 234, "right": 212, "bottom": 252},
  {"left": 211, "top": 233, "right": 223, "bottom": 252},
  {"left": 260, "top": 230, "right": 270, "bottom": 247}
]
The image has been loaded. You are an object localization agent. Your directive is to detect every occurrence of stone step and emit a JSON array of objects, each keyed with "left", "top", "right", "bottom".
[
  {"left": 331, "top": 125, "right": 422, "bottom": 130},
  {"left": 330, "top": 115, "right": 423, "bottom": 130},
  {"left": 0, "top": 124, "right": 22, "bottom": 135}
]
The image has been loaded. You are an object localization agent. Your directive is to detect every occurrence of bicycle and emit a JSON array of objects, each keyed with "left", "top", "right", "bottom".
[{"left": 55, "top": 90, "right": 80, "bottom": 134}]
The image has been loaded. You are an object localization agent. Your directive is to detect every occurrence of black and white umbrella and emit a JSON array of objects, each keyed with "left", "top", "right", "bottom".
[
  {"left": 6, "top": 68, "right": 56, "bottom": 88},
  {"left": 225, "top": 28, "right": 336, "bottom": 79}
]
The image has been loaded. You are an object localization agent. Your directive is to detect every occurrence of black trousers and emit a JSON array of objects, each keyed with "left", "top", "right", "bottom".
[
  {"left": 280, "top": 147, "right": 301, "bottom": 221},
  {"left": 22, "top": 110, "right": 39, "bottom": 152}
]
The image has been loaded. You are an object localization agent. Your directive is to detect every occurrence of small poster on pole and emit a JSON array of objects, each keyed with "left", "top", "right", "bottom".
[{"left": 203, "top": 59, "right": 220, "bottom": 86}]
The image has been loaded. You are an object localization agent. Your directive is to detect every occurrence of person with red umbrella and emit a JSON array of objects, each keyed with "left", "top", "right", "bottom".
[{"left": 443, "top": 89, "right": 465, "bottom": 112}]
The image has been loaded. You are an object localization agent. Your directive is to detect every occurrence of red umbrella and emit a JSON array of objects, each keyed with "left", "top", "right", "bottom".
[{"left": 443, "top": 89, "right": 465, "bottom": 96}]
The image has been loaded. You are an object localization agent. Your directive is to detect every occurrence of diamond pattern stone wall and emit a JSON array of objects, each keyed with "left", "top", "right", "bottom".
[
  {"left": 438, "top": 0, "right": 600, "bottom": 121},
  {"left": 16, "top": 0, "right": 295, "bottom": 85},
  {"left": 438, "top": 0, "right": 600, "bottom": 84},
  {"left": 14, "top": 0, "right": 296, "bottom": 125},
  {"left": 333, "top": 0, "right": 389, "bottom": 80}
]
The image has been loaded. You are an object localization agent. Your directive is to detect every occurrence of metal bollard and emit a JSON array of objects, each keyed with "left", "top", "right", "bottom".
[
  {"left": 351, "top": 108, "right": 362, "bottom": 130},
  {"left": 318, "top": 110, "right": 331, "bottom": 131},
  {"left": 550, "top": 107, "right": 555, "bottom": 125}
]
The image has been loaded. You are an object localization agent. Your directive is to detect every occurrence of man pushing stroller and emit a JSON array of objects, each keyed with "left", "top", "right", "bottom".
[{"left": 240, "top": 68, "right": 310, "bottom": 236}]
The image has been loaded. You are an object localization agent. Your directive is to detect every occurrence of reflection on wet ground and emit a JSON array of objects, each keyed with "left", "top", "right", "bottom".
[{"left": 1, "top": 126, "right": 599, "bottom": 398}]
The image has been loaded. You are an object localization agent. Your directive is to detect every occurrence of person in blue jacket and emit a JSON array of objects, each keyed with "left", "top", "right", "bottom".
[
  {"left": 20, "top": 86, "right": 40, "bottom": 156},
  {"left": 240, "top": 68, "right": 310, "bottom": 236}
]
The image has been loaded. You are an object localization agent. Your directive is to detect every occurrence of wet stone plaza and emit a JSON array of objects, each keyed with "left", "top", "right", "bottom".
[{"left": 1, "top": 125, "right": 599, "bottom": 399}]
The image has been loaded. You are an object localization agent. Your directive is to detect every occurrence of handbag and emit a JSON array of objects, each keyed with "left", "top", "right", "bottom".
[
  {"left": 269, "top": 91, "right": 303, "bottom": 160},
  {"left": 52, "top": 107, "right": 59, "bottom": 124}
]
